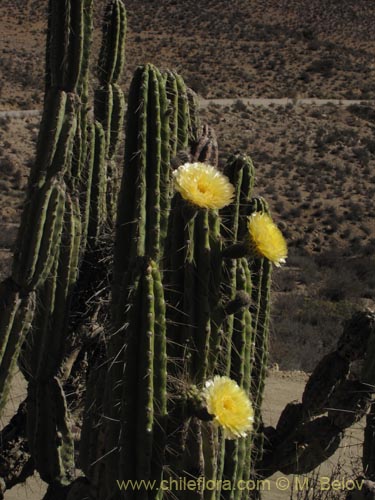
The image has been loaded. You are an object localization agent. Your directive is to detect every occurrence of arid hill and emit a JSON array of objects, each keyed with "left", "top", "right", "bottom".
[{"left": 1, "top": 0, "right": 375, "bottom": 109}]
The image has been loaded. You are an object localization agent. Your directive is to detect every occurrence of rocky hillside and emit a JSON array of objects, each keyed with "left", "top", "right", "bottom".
[{"left": 1, "top": 0, "right": 375, "bottom": 109}]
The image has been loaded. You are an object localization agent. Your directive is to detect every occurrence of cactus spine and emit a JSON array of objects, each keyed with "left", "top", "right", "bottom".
[{"left": 94, "top": 0, "right": 126, "bottom": 228}]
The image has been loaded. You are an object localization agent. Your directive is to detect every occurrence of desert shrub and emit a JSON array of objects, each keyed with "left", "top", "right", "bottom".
[
  {"left": 362, "top": 239, "right": 375, "bottom": 255},
  {"left": 362, "top": 137, "right": 375, "bottom": 154},
  {"left": 12, "top": 170, "right": 24, "bottom": 190},
  {"left": 187, "top": 75, "right": 209, "bottom": 96},
  {"left": 0, "top": 156, "right": 17, "bottom": 176},
  {"left": 353, "top": 147, "right": 370, "bottom": 166},
  {"left": 360, "top": 224, "right": 372, "bottom": 237},
  {"left": 272, "top": 293, "right": 356, "bottom": 370},
  {"left": 346, "top": 201, "right": 364, "bottom": 221},
  {"left": 273, "top": 268, "right": 296, "bottom": 292},
  {"left": 349, "top": 256, "right": 375, "bottom": 297},
  {"left": 274, "top": 201, "right": 285, "bottom": 214},
  {"left": 348, "top": 104, "right": 375, "bottom": 122},
  {"left": 310, "top": 108, "right": 323, "bottom": 119},
  {"left": 288, "top": 206, "right": 302, "bottom": 217},
  {"left": 314, "top": 247, "right": 344, "bottom": 268},
  {"left": 307, "top": 57, "right": 334, "bottom": 77},
  {"left": 274, "top": 293, "right": 305, "bottom": 319},
  {"left": 232, "top": 99, "right": 248, "bottom": 113},
  {"left": 297, "top": 298, "right": 355, "bottom": 332},
  {"left": 253, "top": 150, "right": 272, "bottom": 163},
  {"left": 0, "top": 116, "right": 11, "bottom": 130},
  {"left": 320, "top": 270, "right": 362, "bottom": 302},
  {"left": 287, "top": 252, "right": 321, "bottom": 286},
  {"left": 307, "top": 40, "right": 321, "bottom": 51}
]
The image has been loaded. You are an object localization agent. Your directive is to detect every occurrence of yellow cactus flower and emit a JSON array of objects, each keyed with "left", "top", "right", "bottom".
[
  {"left": 247, "top": 212, "right": 287, "bottom": 266},
  {"left": 173, "top": 162, "right": 235, "bottom": 210},
  {"left": 203, "top": 376, "right": 254, "bottom": 439}
]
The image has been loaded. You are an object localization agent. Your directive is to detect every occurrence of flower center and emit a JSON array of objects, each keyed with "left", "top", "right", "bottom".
[
  {"left": 197, "top": 181, "right": 208, "bottom": 194},
  {"left": 222, "top": 397, "right": 235, "bottom": 411}
]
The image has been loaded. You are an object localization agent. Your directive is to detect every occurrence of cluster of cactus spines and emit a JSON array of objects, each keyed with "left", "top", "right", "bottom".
[
  {"left": 219, "top": 161, "right": 269, "bottom": 499},
  {"left": 106, "top": 259, "right": 167, "bottom": 497},
  {"left": 64, "top": 0, "right": 127, "bottom": 355},
  {"left": 112, "top": 64, "right": 193, "bottom": 288},
  {"left": 259, "top": 311, "right": 375, "bottom": 479},
  {"left": 248, "top": 200, "right": 273, "bottom": 473},
  {"left": 46, "top": 0, "right": 93, "bottom": 93},
  {"left": 114, "top": 64, "right": 162, "bottom": 272},
  {"left": 87, "top": 111, "right": 271, "bottom": 496},
  {"left": 163, "top": 156, "right": 269, "bottom": 498}
]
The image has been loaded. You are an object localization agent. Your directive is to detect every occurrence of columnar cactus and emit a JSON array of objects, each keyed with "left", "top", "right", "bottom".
[
  {"left": 80, "top": 63, "right": 197, "bottom": 498},
  {"left": 79, "top": 65, "right": 279, "bottom": 496},
  {"left": 92, "top": 0, "right": 126, "bottom": 230},
  {"left": 0, "top": 0, "right": 126, "bottom": 493},
  {"left": 0, "top": 0, "right": 91, "bottom": 412},
  {"left": 19, "top": 0, "right": 95, "bottom": 486},
  {"left": 1, "top": 2, "right": 375, "bottom": 500}
]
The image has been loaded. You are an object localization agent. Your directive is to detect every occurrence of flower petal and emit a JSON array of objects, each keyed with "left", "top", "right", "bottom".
[
  {"left": 203, "top": 376, "right": 254, "bottom": 440},
  {"left": 173, "top": 162, "right": 235, "bottom": 210},
  {"left": 248, "top": 212, "right": 288, "bottom": 265}
]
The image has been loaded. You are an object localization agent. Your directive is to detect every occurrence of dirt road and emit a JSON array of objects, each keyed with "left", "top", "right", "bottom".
[{"left": 0, "top": 98, "right": 372, "bottom": 120}]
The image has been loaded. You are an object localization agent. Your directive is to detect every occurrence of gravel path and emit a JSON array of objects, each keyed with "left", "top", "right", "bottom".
[
  {"left": 199, "top": 97, "right": 372, "bottom": 108},
  {"left": 0, "top": 98, "right": 373, "bottom": 118},
  {"left": 0, "top": 109, "right": 42, "bottom": 119}
]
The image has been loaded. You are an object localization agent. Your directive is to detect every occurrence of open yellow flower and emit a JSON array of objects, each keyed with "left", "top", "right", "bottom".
[
  {"left": 247, "top": 212, "right": 287, "bottom": 266},
  {"left": 173, "top": 162, "right": 235, "bottom": 209},
  {"left": 203, "top": 376, "right": 254, "bottom": 439}
]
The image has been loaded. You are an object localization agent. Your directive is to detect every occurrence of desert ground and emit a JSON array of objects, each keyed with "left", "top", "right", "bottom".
[{"left": 1, "top": 0, "right": 375, "bottom": 499}]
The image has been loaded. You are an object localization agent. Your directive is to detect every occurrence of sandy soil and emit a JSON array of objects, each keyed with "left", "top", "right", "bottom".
[{"left": 262, "top": 371, "right": 363, "bottom": 500}]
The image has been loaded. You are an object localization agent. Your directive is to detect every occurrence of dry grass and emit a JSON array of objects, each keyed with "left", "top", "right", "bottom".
[{"left": 289, "top": 452, "right": 364, "bottom": 499}]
